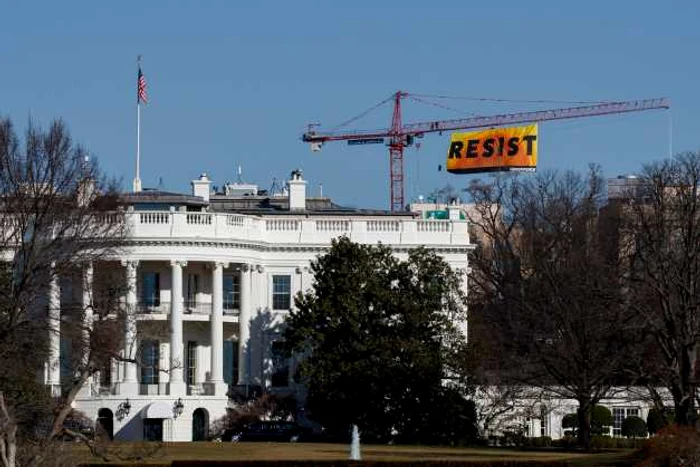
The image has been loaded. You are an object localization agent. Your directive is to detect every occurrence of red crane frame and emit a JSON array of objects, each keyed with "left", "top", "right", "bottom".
[{"left": 302, "top": 91, "right": 669, "bottom": 212}]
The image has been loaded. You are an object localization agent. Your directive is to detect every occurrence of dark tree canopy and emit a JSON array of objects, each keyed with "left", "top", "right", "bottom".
[
  {"left": 620, "top": 152, "right": 700, "bottom": 426},
  {"left": 621, "top": 416, "right": 647, "bottom": 439},
  {"left": 284, "top": 237, "right": 476, "bottom": 444},
  {"left": 0, "top": 118, "right": 128, "bottom": 467},
  {"left": 465, "top": 168, "right": 634, "bottom": 449}
]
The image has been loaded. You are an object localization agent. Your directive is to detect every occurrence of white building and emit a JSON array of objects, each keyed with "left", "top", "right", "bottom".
[{"left": 49, "top": 170, "right": 473, "bottom": 442}]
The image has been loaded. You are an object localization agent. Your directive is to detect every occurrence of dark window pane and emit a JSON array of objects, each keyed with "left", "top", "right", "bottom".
[
  {"left": 272, "top": 275, "right": 291, "bottom": 310},
  {"left": 186, "top": 341, "right": 197, "bottom": 386},
  {"left": 223, "top": 340, "right": 239, "bottom": 385},
  {"left": 140, "top": 340, "right": 159, "bottom": 384},
  {"left": 223, "top": 273, "right": 241, "bottom": 311},
  {"left": 141, "top": 272, "right": 160, "bottom": 306}
]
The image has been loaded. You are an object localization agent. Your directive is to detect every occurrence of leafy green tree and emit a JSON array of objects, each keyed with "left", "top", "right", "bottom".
[
  {"left": 621, "top": 416, "right": 647, "bottom": 439},
  {"left": 284, "top": 237, "right": 474, "bottom": 444}
]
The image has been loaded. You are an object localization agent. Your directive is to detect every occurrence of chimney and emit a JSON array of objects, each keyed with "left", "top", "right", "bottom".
[
  {"left": 191, "top": 173, "right": 211, "bottom": 202},
  {"left": 287, "top": 169, "right": 307, "bottom": 211},
  {"left": 448, "top": 197, "right": 461, "bottom": 220}
]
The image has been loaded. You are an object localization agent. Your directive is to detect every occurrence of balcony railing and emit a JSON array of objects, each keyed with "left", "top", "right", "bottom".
[
  {"left": 127, "top": 211, "right": 471, "bottom": 246},
  {"left": 136, "top": 301, "right": 171, "bottom": 314},
  {"left": 183, "top": 301, "right": 212, "bottom": 315}
]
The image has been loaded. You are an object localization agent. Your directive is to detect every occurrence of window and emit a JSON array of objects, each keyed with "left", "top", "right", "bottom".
[
  {"left": 186, "top": 341, "right": 197, "bottom": 386},
  {"left": 271, "top": 341, "right": 289, "bottom": 387},
  {"left": 140, "top": 340, "right": 159, "bottom": 385},
  {"left": 223, "top": 340, "right": 239, "bottom": 385},
  {"left": 100, "top": 361, "right": 112, "bottom": 386},
  {"left": 613, "top": 407, "right": 640, "bottom": 437},
  {"left": 272, "top": 275, "right": 291, "bottom": 310},
  {"left": 141, "top": 272, "right": 160, "bottom": 306},
  {"left": 223, "top": 273, "right": 241, "bottom": 312},
  {"left": 186, "top": 274, "right": 199, "bottom": 308},
  {"left": 540, "top": 405, "right": 547, "bottom": 437},
  {"left": 60, "top": 336, "right": 73, "bottom": 385}
]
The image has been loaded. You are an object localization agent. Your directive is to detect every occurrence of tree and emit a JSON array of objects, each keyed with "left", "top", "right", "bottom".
[
  {"left": 0, "top": 118, "right": 129, "bottom": 467},
  {"left": 590, "top": 405, "right": 612, "bottom": 436},
  {"left": 561, "top": 405, "right": 612, "bottom": 436},
  {"left": 465, "top": 168, "right": 634, "bottom": 449},
  {"left": 621, "top": 152, "right": 700, "bottom": 426},
  {"left": 647, "top": 408, "right": 674, "bottom": 435},
  {"left": 283, "top": 237, "right": 475, "bottom": 444},
  {"left": 621, "top": 416, "right": 647, "bottom": 439}
]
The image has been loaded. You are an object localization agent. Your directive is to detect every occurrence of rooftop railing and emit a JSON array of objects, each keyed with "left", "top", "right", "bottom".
[{"left": 127, "top": 211, "right": 471, "bottom": 246}]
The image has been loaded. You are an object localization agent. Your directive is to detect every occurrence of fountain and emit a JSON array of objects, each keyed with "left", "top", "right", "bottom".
[{"left": 350, "top": 424, "right": 361, "bottom": 461}]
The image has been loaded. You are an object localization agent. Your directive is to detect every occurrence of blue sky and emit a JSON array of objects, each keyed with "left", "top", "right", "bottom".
[{"left": 2, "top": 1, "right": 699, "bottom": 209}]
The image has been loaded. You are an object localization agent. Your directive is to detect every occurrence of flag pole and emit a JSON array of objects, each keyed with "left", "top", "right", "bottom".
[{"left": 133, "top": 55, "right": 142, "bottom": 193}]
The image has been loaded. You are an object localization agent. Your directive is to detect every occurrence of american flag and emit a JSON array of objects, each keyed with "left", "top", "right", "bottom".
[{"left": 137, "top": 66, "right": 148, "bottom": 104}]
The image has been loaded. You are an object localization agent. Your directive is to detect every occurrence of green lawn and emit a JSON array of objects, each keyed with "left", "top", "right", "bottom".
[{"left": 73, "top": 442, "right": 640, "bottom": 466}]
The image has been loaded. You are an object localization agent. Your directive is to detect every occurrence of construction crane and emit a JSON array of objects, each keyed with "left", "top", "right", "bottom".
[{"left": 302, "top": 91, "right": 670, "bottom": 212}]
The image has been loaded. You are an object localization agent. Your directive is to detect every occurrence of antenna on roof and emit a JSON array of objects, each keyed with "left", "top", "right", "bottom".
[
  {"left": 157, "top": 177, "right": 164, "bottom": 190},
  {"left": 270, "top": 177, "right": 285, "bottom": 196},
  {"left": 236, "top": 164, "right": 244, "bottom": 184}
]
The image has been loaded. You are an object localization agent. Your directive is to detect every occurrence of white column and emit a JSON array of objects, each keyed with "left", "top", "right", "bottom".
[
  {"left": 79, "top": 263, "right": 93, "bottom": 397},
  {"left": 169, "top": 260, "right": 186, "bottom": 396},
  {"left": 209, "top": 262, "right": 227, "bottom": 395},
  {"left": 237, "top": 264, "right": 251, "bottom": 385},
  {"left": 47, "top": 269, "right": 61, "bottom": 396},
  {"left": 121, "top": 260, "right": 139, "bottom": 394}
]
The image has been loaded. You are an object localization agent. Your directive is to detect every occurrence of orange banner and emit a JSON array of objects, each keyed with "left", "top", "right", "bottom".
[{"left": 446, "top": 124, "right": 538, "bottom": 174}]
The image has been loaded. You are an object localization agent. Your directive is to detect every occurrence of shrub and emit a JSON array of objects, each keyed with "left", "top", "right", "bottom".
[
  {"left": 591, "top": 405, "right": 612, "bottom": 435},
  {"left": 621, "top": 415, "right": 647, "bottom": 439},
  {"left": 590, "top": 435, "right": 615, "bottom": 450},
  {"left": 638, "top": 424, "right": 700, "bottom": 466},
  {"left": 551, "top": 434, "right": 577, "bottom": 449},
  {"left": 646, "top": 408, "right": 674, "bottom": 435},
  {"left": 561, "top": 406, "right": 611, "bottom": 435},
  {"left": 529, "top": 436, "right": 552, "bottom": 448},
  {"left": 561, "top": 413, "right": 577, "bottom": 430}
]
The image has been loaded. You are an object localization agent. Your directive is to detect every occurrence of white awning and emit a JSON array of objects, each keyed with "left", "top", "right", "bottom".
[{"left": 141, "top": 401, "right": 173, "bottom": 419}]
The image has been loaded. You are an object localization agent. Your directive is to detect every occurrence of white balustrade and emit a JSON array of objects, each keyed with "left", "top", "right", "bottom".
[
  {"left": 417, "top": 220, "right": 451, "bottom": 232},
  {"left": 186, "top": 213, "right": 212, "bottom": 225},
  {"left": 139, "top": 212, "right": 169, "bottom": 224},
  {"left": 316, "top": 220, "right": 350, "bottom": 232},
  {"left": 265, "top": 219, "right": 299, "bottom": 231},
  {"left": 367, "top": 220, "right": 401, "bottom": 232},
  {"left": 126, "top": 211, "right": 469, "bottom": 246},
  {"left": 225, "top": 215, "right": 245, "bottom": 226}
]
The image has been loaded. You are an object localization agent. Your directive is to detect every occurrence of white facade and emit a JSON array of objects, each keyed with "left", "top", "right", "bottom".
[{"left": 48, "top": 171, "right": 473, "bottom": 441}]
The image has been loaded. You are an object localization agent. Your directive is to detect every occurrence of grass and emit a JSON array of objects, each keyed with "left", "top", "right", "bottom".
[{"left": 72, "top": 442, "right": 640, "bottom": 466}]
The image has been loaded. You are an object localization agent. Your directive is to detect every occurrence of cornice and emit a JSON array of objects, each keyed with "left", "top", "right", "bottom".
[{"left": 123, "top": 238, "right": 473, "bottom": 254}]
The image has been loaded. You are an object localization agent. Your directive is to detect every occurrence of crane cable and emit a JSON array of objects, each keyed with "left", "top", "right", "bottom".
[
  {"left": 411, "top": 93, "right": 615, "bottom": 105},
  {"left": 329, "top": 92, "right": 396, "bottom": 131},
  {"left": 407, "top": 95, "right": 479, "bottom": 117}
]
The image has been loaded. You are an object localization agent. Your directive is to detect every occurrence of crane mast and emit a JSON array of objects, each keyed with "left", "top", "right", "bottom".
[{"left": 303, "top": 92, "right": 670, "bottom": 212}]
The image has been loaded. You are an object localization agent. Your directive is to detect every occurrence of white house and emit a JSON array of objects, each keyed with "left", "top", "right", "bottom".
[{"left": 47, "top": 169, "right": 473, "bottom": 442}]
